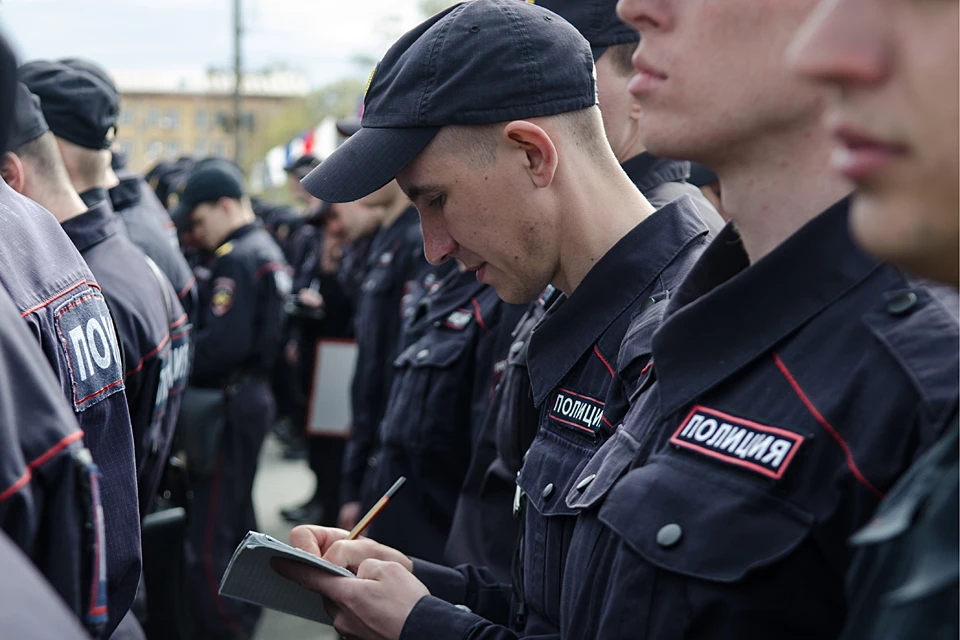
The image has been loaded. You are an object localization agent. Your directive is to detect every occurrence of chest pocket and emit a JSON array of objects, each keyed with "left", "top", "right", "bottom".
[
  {"left": 382, "top": 330, "right": 475, "bottom": 452},
  {"left": 595, "top": 454, "right": 834, "bottom": 637}
]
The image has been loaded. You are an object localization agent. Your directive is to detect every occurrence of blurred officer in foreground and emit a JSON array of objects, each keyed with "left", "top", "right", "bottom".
[
  {"left": 19, "top": 59, "right": 198, "bottom": 326},
  {"left": 0, "top": 84, "right": 141, "bottom": 637},
  {"left": 543, "top": 0, "right": 959, "bottom": 636},
  {"left": 8, "top": 77, "right": 191, "bottom": 521},
  {"left": 791, "top": 0, "right": 959, "bottom": 637},
  {"left": 275, "top": 2, "right": 716, "bottom": 638},
  {"left": 5, "top": 82, "right": 191, "bottom": 639},
  {"left": 175, "top": 159, "right": 290, "bottom": 640},
  {"left": 0, "top": 38, "right": 111, "bottom": 636}
]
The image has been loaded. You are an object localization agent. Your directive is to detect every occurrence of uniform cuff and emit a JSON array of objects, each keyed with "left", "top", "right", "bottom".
[
  {"left": 400, "top": 596, "right": 485, "bottom": 640},
  {"left": 412, "top": 559, "right": 468, "bottom": 605}
]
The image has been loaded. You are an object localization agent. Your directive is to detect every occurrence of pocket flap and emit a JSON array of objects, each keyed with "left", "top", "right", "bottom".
[
  {"left": 599, "top": 455, "right": 813, "bottom": 583},
  {"left": 564, "top": 427, "right": 641, "bottom": 511},
  {"left": 394, "top": 333, "right": 471, "bottom": 369},
  {"left": 518, "top": 428, "right": 595, "bottom": 517}
]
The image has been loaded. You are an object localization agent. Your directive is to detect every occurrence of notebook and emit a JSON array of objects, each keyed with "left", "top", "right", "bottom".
[{"left": 219, "top": 531, "right": 355, "bottom": 626}]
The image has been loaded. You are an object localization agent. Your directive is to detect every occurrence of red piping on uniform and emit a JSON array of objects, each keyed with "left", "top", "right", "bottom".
[
  {"left": 75, "top": 379, "right": 124, "bottom": 406},
  {"left": 254, "top": 261, "right": 288, "bottom": 279},
  {"left": 471, "top": 298, "right": 488, "bottom": 332},
  {"left": 601, "top": 415, "right": 614, "bottom": 428},
  {"left": 125, "top": 333, "right": 171, "bottom": 379},
  {"left": 548, "top": 413, "right": 597, "bottom": 435},
  {"left": 20, "top": 280, "right": 100, "bottom": 317},
  {"left": 640, "top": 361, "right": 654, "bottom": 376},
  {"left": 171, "top": 313, "right": 189, "bottom": 329},
  {"left": 772, "top": 352, "right": 884, "bottom": 500},
  {"left": 558, "top": 387, "right": 606, "bottom": 405},
  {"left": 0, "top": 430, "right": 85, "bottom": 504},
  {"left": 593, "top": 345, "right": 615, "bottom": 377},
  {"left": 177, "top": 275, "right": 196, "bottom": 300}
]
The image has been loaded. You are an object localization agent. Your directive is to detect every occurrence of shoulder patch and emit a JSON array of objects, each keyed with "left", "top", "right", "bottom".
[
  {"left": 670, "top": 406, "right": 804, "bottom": 480},
  {"left": 549, "top": 388, "right": 606, "bottom": 438},
  {"left": 443, "top": 308, "right": 473, "bottom": 331},
  {"left": 210, "top": 277, "right": 236, "bottom": 317},
  {"left": 215, "top": 241, "right": 234, "bottom": 258},
  {"left": 54, "top": 290, "right": 125, "bottom": 412}
]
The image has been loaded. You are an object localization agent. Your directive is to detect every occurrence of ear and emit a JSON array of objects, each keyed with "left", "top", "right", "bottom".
[
  {"left": 502, "top": 121, "right": 558, "bottom": 189},
  {"left": 0, "top": 152, "right": 25, "bottom": 194}
]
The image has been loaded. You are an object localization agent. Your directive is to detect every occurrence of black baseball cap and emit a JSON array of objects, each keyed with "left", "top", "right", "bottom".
[
  {"left": 170, "top": 159, "right": 245, "bottom": 220},
  {"left": 302, "top": 0, "right": 596, "bottom": 203},
  {"left": 283, "top": 154, "right": 320, "bottom": 178},
  {"left": 18, "top": 60, "right": 119, "bottom": 150},
  {"left": 10, "top": 83, "right": 49, "bottom": 150},
  {"left": 0, "top": 33, "right": 18, "bottom": 156},
  {"left": 530, "top": 0, "right": 638, "bottom": 60}
]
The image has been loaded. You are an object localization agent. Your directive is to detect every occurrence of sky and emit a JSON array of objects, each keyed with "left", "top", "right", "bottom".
[{"left": 0, "top": 0, "right": 426, "bottom": 88}]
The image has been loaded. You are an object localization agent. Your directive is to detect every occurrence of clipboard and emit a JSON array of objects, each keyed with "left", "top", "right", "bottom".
[{"left": 305, "top": 338, "right": 358, "bottom": 438}]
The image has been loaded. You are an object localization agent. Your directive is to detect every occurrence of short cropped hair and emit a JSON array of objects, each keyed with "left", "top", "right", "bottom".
[
  {"left": 14, "top": 132, "right": 73, "bottom": 187},
  {"left": 444, "top": 105, "right": 610, "bottom": 166}
]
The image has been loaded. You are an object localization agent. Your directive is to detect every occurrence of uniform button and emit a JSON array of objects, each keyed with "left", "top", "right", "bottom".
[
  {"left": 541, "top": 483, "right": 555, "bottom": 500},
  {"left": 887, "top": 291, "right": 918, "bottom": 316},
  {"left": 510, "top": 340, "right": 524, "bottom": 356},
  {"left": 656, "top": 524, "right": 683, "bottom": 549},
  {"left": 576, "top": 474, "right": 596, "bottom": 492},
  {"left": 416, "top": 349, "right": 430, "bottom": 361}
]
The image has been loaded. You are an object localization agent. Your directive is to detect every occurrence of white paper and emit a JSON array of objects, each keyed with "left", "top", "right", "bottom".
[
  {"left": 306, "top": 339, "right": 358, "bottom": 437},
  {"left": 219, "top": 531, "right": 354, "bottom": 626}
]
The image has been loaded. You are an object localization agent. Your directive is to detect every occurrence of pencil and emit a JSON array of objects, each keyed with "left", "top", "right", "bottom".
[{"left": 346, "top": 476, "right": 407, "bottom": 541}]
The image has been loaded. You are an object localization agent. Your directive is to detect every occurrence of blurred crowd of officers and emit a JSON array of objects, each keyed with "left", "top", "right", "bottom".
[{"left": 0, "top": 0, "right": 957, "bottom": 639}]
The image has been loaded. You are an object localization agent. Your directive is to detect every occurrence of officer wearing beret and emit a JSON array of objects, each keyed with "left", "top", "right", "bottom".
[
  {"left": 0, "top": 37, "right": 113, "bottom": 637},
  {"left": 440, "top": 0, "right": 723, "bottom": 583},
  {"left": 0, "top": 83, "right": 141, "bottom": 638},
  {"left": 792, "top": 0, "right": 959, "bottom": 637},
  {"left": 19, "top": 58, "right": 199, "bottom": 328},
  {"left": 275, "top": 2, "right": 715, "bottom": 639},
  {"left": 551, "top": 0, "right": 959, "bottom": 637},
  {"left": 173, "top": 159, "right": 290, "bottom": 640}
]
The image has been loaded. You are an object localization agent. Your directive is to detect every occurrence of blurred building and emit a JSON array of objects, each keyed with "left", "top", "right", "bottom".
[{"left": 112, "top": 68, "right": 309, "bottom": 173}]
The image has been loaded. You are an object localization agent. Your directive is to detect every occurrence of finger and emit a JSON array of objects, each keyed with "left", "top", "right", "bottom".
[
  {"left": 289, "top": 525, "right": 350, "bottom": 557},
  {"left": 324, "top": 539, "right": 374, "bottom": 573},
  {"left": 271, "top": 558, "right": 353, "bottom": 599}
]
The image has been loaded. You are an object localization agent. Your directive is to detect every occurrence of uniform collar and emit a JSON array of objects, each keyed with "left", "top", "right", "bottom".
[
  {"left": 620, "top": 152, "right": 690, "bottom": 195},
  {"left": 527, "top": 195, "right": 710, "bottom": 407},
  {"left": 653, "top": 197, "right": 882, "bottom": 416},
  {"left": 78, "top": 187, "right": 112, "bottom": 211},
  {"left": 368, "top": 206, "right": 419, "bottom": 264},
  {"left": 60, "top": 199, "right": 123, "bottom": 254},
  {"left": 108, "top": 175, "right": 142, "bottom": 212},
  {"left": 219, "top": 222, "right": 258, "bottom": 249}
]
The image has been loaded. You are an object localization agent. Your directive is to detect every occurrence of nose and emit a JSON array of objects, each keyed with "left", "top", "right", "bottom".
[
  {"left": 788, "top": 0, "right": 890, "bottom": 87},
  {"left": 617, "top": 0, "right": 673, "bottom": 35},
  {"left": 419, "top": 215, "right": 457, "bottom": 266}
]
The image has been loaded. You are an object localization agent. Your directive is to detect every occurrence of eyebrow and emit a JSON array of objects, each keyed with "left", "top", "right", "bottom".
[{"left": 405, "top": 182, "right": 445, "bottom": 206}]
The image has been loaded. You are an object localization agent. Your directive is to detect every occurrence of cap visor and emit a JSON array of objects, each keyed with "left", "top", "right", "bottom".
[
  {"left": 591, "top": 45, "right": 609, "bottom": 61},
  {"left": 336, "top": 118, "right": 362, "bottom": 137},
  {"left": 301, "top": 125, "right": 440, "bottom": 203}
]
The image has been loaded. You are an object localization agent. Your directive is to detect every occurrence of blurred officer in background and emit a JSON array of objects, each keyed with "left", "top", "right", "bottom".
[
  {"left": 0, "top": 37, "right": 111, "bottom": 636},
  {"left": 174, "top": 159, "right": 290, "bottom": 640},
  {"left": 110, "top": 146, "right": 182, "bottom": 250},
  {"left": 334, "top": 173, "right": 432, "bottom": 531},
  {"left": 791, "top": 0, "right": 959, "bottom": 637}
]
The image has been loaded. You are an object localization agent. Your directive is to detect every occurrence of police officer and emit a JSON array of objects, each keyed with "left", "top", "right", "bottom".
[
  {"left": 174, "top": 159, "right": 290, "bottom": 640},
  {"left": 275, "top": 4, "right": 715, "bottom": 639},
  {"left": 20, "top": 59, "right": 199, "bottom": 329},
  {"left": 791, "top": 1, "right": 959, "bottom": 637},
  {"left": 550, "top": 0, "right": 959, "bottom": 637},
  {"left": 362, "top": 263, "right": 523, "bottom": 562},
  {"left": 9, "top": 76, "right": 191, "bottom": 522},
  {"left": 441, "top": 0, "right": 723, "bottom": 581},
  {"left": 337, "top": 178, "right": 432, "bottom": 531},
  {"left": 0, "top": 84, "right": 141, "bottom": 638},
  {"left": 0, "top": 39, "right": 112, "bottom": 636}
]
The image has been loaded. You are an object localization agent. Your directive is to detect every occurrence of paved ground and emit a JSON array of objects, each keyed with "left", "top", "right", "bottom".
[{"left": 251, "top": 435, "right": 337, "bottom": 640}]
